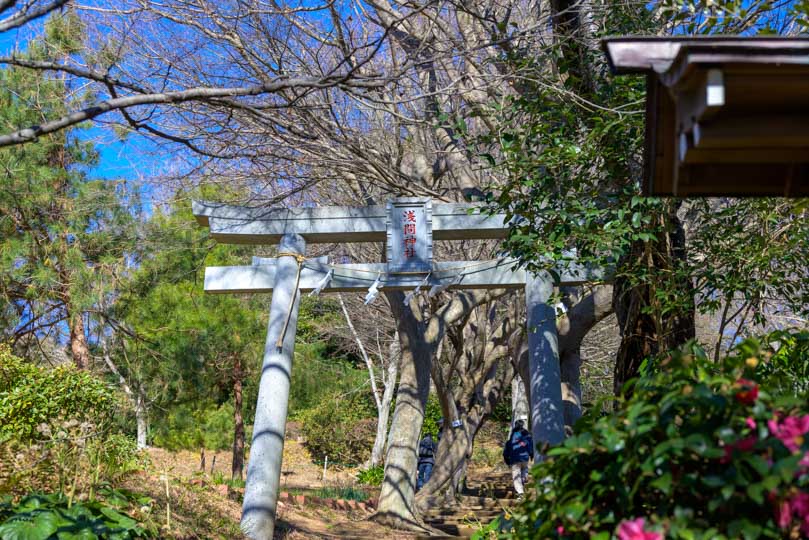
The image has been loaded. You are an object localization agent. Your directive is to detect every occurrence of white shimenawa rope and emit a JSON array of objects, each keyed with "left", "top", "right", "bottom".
[{"left": 286, "top": 255, "right": 523, "bottom": 305}]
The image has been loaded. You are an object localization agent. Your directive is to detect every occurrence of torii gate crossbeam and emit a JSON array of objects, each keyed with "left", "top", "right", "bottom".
[{"left": 193, "top": 200, "right": 602, "bottom": 540}]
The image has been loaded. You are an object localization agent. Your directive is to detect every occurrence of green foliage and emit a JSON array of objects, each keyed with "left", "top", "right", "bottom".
[
  {"left": 0, "top": 345, "right": 117, "bottom": 442},
  {"left": 151, "top": 401, "right": 236, "bottom": 451},
  {"left": 505, "top": 331, "right": 809, "bottom": 539},
  {"left": 356, "top": 466, "right": 384, "bottom": 486},
  {"left": 289, "top": 342, "right": 367, "bottom": 417},
  {"left": 0, "top": 18, "right": 138, "bottom": 344},
  {"left": 486, "top": 2, "right": 809, "bottom": 345},
  {"left": 310, "top": 486, "right": 369, "bottom": 502},
  {"left": 0, "top": 346, "right": 144, "bottom": 499},
  {"left": 115, "top": 196, "right": 266, "bottom": 447},
  {"left": 421, "top": 394, "right": 444, "bottom": 439},
  {"left": 754, "top": 331, "right": 809, "bottom": 398},
  {"left": 299, "top": 390, "right": 377, "bottom": 466},
  {"left": 685, "top": 200, "right": 809, "bottom": 337},
  {"left": 0, "top": 492, "right": 155, "bottom": 540}
]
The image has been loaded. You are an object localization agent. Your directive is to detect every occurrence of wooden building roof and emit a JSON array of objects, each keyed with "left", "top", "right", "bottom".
[{"left": 602, "top": 37, "right": 809, "bottom": 197}]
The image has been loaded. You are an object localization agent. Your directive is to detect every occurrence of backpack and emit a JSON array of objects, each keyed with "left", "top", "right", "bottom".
[
  {"left": 419, "top": 437, "right": 436, "bottom": 458},
  {"left": 502, "top": 438, "right": 512, "bottom": 466}
]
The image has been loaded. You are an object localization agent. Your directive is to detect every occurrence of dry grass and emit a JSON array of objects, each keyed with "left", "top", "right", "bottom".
[{"left": 122, "top": 439, "right": 409, "bottom": 539}]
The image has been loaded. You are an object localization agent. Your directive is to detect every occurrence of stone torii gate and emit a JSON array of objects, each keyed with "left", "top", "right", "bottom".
[{"left": 192, "top": 199, "right": 602, "bottom": 539}]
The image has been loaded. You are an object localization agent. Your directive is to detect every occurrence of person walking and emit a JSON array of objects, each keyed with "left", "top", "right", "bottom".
[
  {"left": 417, "top": 432, "right": 437, "bottom": 491},
  {"left": 503, "top": 419, "right": 533, "bottom": 498}
]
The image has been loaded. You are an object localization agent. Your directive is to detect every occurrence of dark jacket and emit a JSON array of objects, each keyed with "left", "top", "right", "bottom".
[
  {"left": 503, "top": 429, "right": 533, "bottom": 465},
  {"left": 418, "top": 435, "right": 437, "bottom": 465}
]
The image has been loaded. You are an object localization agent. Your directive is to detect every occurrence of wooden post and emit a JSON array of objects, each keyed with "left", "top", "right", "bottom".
[
  {"left": 525, "top": 272, "right": 565, "bottom": 462},
  {"left": 241, "top": 234, "right": 305, "bottom": 539}
]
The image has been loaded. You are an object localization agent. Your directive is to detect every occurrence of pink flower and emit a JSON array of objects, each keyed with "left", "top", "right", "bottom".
[
  {"left": 556, "top": 525, "right": 565, "bottom": 535},
  {"left": 793, "top": 492, "right": 809, "bottom": 517},
  {"left": 745, "top": 417, "right": 757, "bottom": 430},
  {"left": 616, "top": 517, "right": 663, "bottom": 540},
  {"left": 768, "top": 415, "right": 809, "bottom": 453},
  {"left": 775, "top": 498, "right": 792, "bottom": 529},
  {"left": 734, "top": 379, "right": 759, "bottom": 405},
  {"left": 773, "top": 491, "right": 809, "bottom": 532}
]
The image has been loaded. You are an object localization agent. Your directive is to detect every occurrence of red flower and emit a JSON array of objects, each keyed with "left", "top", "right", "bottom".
[
  {"left": 720, "top": 435, "right": 758, "bottom": 464},
  {"left": 616, "top": 518, "right": 662, "bottom": 540},
  {"left": 734, "top": 379, "right": 759, "bottom": 405}
]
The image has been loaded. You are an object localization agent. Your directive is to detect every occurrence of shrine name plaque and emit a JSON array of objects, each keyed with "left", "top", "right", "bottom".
[{"left": 386, "top": 198, "right": 433, "bottom": 274}]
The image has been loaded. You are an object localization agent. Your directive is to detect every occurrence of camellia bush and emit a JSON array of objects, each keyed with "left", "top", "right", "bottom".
[{"left": 505, "top": 331, "right": 809, "bottom": 540}]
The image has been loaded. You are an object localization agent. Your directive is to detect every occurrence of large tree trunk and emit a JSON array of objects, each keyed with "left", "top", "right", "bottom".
[
  {"left": 232, "top": 354, "right": 245, "bottom": 481},
  {"left": 373, "top": 292, "right": 433, "bottom": 531},
  {"left": 68, "top": 311, "right": 90, "bottom": 370},
  {"left": 373, "top": 290, "right": 500, "bottom": 530},
  {"left": 417, "top": 390, "right": 466, "bottom": 508},
  {"left": 417, "top": 347, "right": 513, "bottom": 508},
  {"left": 613, "top": 209, "right": 695, "bottom": 394}
]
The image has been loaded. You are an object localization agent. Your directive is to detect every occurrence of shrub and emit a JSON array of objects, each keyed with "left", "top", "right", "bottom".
[
  {"left": 506, "top": 331, "right": 809, "bottom": 540},
  {"left": 0, "top": 345, "right": 118, "bottom": 441},
  {"left": 299, "top": 390, "right": 376, "bottom": 466},
  {"left": 0, "top": 346, "right": 145, "bottom": 499},
  {"left": 357, "top": 465, "right": 384, "bottom": 486}
]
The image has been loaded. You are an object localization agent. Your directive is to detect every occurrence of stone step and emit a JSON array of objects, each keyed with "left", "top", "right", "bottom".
[
  {"left": 424, "top": 516, "right": 501, "bottom": 526},
  {"left": 459, "top": 496, "right": 514, "bottom": 507},
  {"left": 425, "top": 522, "right": 478, "bottom": 536},
  {"left": 463, "top": 489, "right": 516, "bottom": 499},
  {"left": 423, "top": 509, "right": 502, "bottom": 517}
]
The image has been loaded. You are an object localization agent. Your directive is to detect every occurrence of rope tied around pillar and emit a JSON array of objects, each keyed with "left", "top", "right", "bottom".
[{"left": 275, "top": 251, "right": 307, "bottom": 351}]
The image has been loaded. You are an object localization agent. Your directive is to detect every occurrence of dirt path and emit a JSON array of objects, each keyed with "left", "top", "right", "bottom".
[
  {"left": 128, "top": 421, "right": 512, "bottom": 538},
  {"left": 130, "top": 440, "right": 399, "bottom": 539}
]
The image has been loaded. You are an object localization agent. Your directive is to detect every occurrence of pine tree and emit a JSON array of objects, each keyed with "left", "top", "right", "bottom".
[{"left": 0, "top": 12, "right": 137, "bottom": 368}]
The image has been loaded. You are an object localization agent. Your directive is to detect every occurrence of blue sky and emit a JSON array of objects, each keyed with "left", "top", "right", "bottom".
[{"left": 1, "top": 23, "right": 151, "bottom": 185}]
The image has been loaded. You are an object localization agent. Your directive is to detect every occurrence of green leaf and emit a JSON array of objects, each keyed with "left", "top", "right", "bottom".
[
  {"left": 56, "top": 530, "right": 99, "bottom": 540},
  {"left": 745, "top": 482, "right": 764, "bottom": 505},
  {"left": 0, "top": 511, "right": 61, "bottom": 540},
  {"left": 650, "top": 472, "right": 672, "bottom": 494}
]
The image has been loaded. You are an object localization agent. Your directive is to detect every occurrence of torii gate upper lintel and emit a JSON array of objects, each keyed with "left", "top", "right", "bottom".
[{"left": 192, "top": 198, "right": 600, "bottom": 540}]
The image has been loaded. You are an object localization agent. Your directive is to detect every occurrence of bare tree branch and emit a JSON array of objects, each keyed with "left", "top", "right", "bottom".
[{"left": 0, "top": 0, "right": 68, "bottom": 33}]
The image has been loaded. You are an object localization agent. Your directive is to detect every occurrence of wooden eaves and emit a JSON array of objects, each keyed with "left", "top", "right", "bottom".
[{"left": 603, "top": 36, "right": 809, "bottom": 197}]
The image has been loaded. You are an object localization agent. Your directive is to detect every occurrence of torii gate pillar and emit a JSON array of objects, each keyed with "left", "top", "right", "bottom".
[
  {"left": 241, "top": 233, "right": 306, "bottom": 539},
  {"left": 526, "top": 272, "right": 565, "bottom": 460}
]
